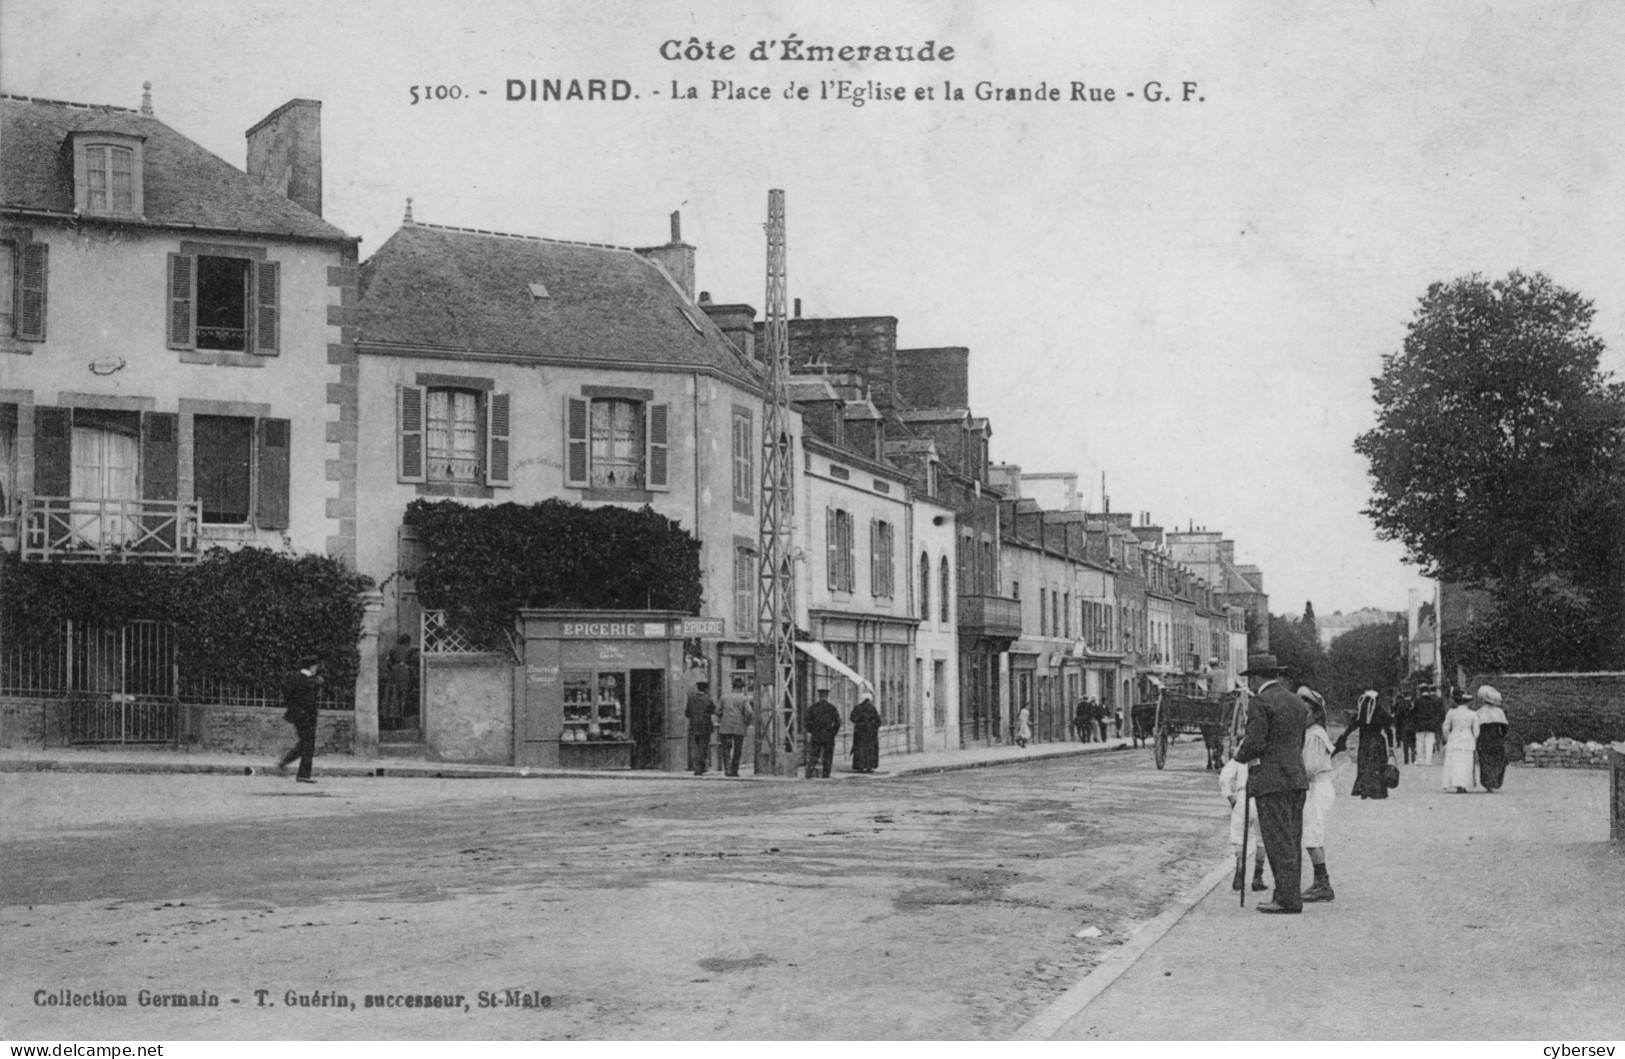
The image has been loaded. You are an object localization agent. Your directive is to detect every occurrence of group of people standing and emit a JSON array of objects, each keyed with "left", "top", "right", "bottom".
[
  {"left": 1226, "top": 653, "right": 1516, "bottom": 914},
  {"left": 681, "top": 681, "right": 883, "bottom": 779},
  {"left": 1073, "top": 697, "right": 1118, "bottom": 743},
  {"left": 1337, "top": 683, "right": 1512, "bottom": 797}
]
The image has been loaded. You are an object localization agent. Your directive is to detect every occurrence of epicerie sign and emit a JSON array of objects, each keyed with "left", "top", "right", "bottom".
[{"left": 559, "top": 622, "right": 668, "bottom": 639}]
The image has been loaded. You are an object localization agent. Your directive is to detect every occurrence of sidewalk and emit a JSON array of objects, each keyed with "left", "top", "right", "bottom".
[
  {"left": 0, "top": 733, "right": 1137, "bottom": 781},
  {"left": 1019, "top": 757, "right": 1625, "bottom": 1040}
]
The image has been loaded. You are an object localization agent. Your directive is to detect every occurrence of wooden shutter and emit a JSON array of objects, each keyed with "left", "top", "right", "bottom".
[
  {"left": 16, "top": 243, "right": 47, "bottom": 341},
  {"left": 34, "top": 406, "right": 72, "bottom": 496},
  {"left": 826, "top": 507, "right": 838, "bottom": 591},
  {"left": 141, "top": 412, "right": 178, "bottom": 501},
  {"left": 167, "top": 253, "right": 194, "bottom": 349},
  {"left": 870, "top": 518, "right": 879, "bottom": 596},
  {"left": 485, "top": 392, "right": 511, "bottom": 486},
  {"left": 564, "top": 396, "right": 589, "bottom": 487},
  {"left": 253, "top": 260, "right": 280, "bottom": 353},
  {"left": 646, "top": 402, "right": 670, "bottom": 491},
  {"left": 255, "top": 418, "right": 291, "bottom": 529},
  {"left": 398, "top": 385, "right": 426, "bottom": 483},
  {"left": 843, "top": 513, "right": 855, "bottom": 593}
]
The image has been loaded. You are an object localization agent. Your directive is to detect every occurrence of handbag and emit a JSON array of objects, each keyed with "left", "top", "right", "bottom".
[{"left": 1383, "top": 747, "right": 1400, "bottom": 789}]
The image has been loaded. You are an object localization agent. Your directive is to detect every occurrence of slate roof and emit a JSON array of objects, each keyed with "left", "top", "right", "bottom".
[
  {"left": 354, "top": 222, "right": 763, "bottom": 386},
  {"left": 0, "top": 94, "right": 351, "bottom": 243}
]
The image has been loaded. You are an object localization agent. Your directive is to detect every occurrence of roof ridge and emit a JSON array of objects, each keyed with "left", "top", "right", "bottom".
[
  {"left": 412, "top": 220, "right": 637, "bottom": 253},
  {"left": 0, "top": 93, "right": 140, "bottom": 114}
]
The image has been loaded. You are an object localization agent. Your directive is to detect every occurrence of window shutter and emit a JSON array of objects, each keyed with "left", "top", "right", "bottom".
[
  {"left": 826, "top": 508, "right": 838, "bottom": 592},
  {"left": 34, "top": 406, "right": 72, "bottom": 496},
  {"left": 167, "top": 253, "right": 194, "bottom": 349},
  {"left": 398, "top": 385, "right": 426, "bottom": 483},
  {"left": 141, "top": 412, "right": 178, "bottom": 501},
  {"left": 485, "top": 392, "right": 512, "bottom": 486},
  {"left": 564, "top": 396, "right": 589, "bottom": 487},
  {"left": 870, "top": 518, "right": 879, "bottom": 596},
  {"left": 844, "top": 514, "right": 856, "bottom": 593},
  {"left": 253, "top": 260, "right": 280, "bottom": 353},
  {"left": 17, "top": 243, "right": 48, "bottom": 341},
  {"left": 255, "top": 418, "right": 291, "bottom": 529},
  {"left": 647, "top": 402, "right": 670, "bottom": 491}
]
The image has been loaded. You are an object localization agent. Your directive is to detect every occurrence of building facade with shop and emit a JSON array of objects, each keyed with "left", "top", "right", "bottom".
[
  {"left": 0, "top": 92, "right": 366, "bottom": 750},
  {"left": 350, "top": 213, "right": 776, "bottom": 769}
]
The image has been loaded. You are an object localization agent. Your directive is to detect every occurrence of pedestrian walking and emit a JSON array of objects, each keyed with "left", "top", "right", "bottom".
[
  {"left": 1393, "top": 692, "right": 1417, "bottom": 765},
  {"left": 1219, "top": 754, "right": 1267, "bottom": 893},
  {"left": 275, "top": 654, "right": 323, "bottom": 784},
  {"left": 718, "top": 676, "right": 753, "bottom": 778},
  {"left": 1413, "top": 684, "right": 1445, "bottom": 766},
  {"left": 382, "top": 634, "right": 416, "bottom": 726},
  {"left": 850, "top": 694, "right": 882, "bottom": 772},
  {"left": 1474, "top": 685, "right": 1510, "bottom": 792},
  {"left": 1094, "top": 698, "right": 1110, "bottom": 743},
  {"left": 685, "top": 680, "right": 717, "bottom": 776},
  {"left": 1233, "top": 653, "right": 1310, "bottom": 914},
  {"left": 1298, "top": 686, "right": 1337, "bottom": 903},
  {"left": 1114, "top": 702, "right": 1124, "bottom": 739},
  {"left": 1440, "top": 689, "right": 1481, "bottom": 793},
  {"left": 1074, "top": 698, "right": 1091, "bottom": 743},
  {"left": 804, "top": 687, "right": 841, "bottom": 779},
  {"left": 1334, "top": 690, "right": 1393, "bottom": 799},
  {"left": 1015, "top": 704, "right": 1031, "bottom": 748}
]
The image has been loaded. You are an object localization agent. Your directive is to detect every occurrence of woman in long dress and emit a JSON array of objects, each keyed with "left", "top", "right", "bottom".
[
  {"left": 1440, "top": 691, "right": 1481, "bottom": 793},
  {"left": 850, "top": 695, "right": 882, "bottom": 773},
  {"left": 1474, "top": 684, "right": 1510, "bottom": 792},
  {"left": 1333, "top": 690, "right": 1392, "bottom": 799},
  {"left": 1298, "top": 686, "right": 1337, "bottom": 902}
]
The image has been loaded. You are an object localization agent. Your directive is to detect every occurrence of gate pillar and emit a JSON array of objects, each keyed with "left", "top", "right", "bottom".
[{"left": 353, "top": 590, "right": 385, "bottom": 758}]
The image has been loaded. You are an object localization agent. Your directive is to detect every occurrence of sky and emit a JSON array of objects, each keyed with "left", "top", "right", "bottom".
[{"left": 4, "top": 0, "right": 1622, "bottom": 618}]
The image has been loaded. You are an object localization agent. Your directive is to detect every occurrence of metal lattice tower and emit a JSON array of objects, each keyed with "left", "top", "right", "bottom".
[{"left": 756, "top": 189, "right": 798, "bottom": 776}]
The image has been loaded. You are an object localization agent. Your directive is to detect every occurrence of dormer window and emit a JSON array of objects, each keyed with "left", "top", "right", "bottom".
[{"left": 71, "top": 132, "right": 145, "bottom": 217}]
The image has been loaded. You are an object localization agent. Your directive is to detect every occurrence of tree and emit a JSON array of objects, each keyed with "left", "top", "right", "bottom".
[
  {"left": 1324, "top": 618, "right": 1407, "bottom": 715},
  {"left": 1302, "top": 601, "right": 1318, "bottom": 646},
  {"left": 1268, "top": 613, "right": 1324, "bottom": 690},
  {"left": 1354, "top": 271, "right": 1625, "bottom": 669}
]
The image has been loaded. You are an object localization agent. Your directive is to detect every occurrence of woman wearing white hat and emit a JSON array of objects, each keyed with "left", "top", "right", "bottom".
[
  {"left": 1298, "top": 686, "right": 1337, "bottom": 902},
  {"left": 1474, "top": 685, "right": 1510, "bottom": 792}
]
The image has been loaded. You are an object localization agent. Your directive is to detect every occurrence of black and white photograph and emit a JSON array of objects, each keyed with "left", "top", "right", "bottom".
[{"left": 2, "top": 0, "right": 1623, "bottom": 1049}]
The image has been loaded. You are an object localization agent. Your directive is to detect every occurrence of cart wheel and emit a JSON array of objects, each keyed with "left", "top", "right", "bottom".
[{"left": 1154, "top": 726, "right": 1168, "bottom": 769}]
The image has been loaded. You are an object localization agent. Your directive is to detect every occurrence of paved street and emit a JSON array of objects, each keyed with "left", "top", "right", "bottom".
[{"left": 2, "top": 739, "right": 1230, "bottom": 1040}]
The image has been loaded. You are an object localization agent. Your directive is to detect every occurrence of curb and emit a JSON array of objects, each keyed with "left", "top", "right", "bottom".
[
  {"left": 1010, "top": 854, "right": 1234, "bottom": 1041},
  {"left": 0, "top": 741, "right": 1134, "bottom": 783}
]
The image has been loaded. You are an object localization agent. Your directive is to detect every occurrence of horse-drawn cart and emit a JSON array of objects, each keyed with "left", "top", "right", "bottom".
[{"left": 1142, "top": 689, "right": 1244, "bottom": 770}]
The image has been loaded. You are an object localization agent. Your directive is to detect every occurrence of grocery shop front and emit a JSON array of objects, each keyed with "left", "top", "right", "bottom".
[{"left": 514, "top": 609, "right": 722, "bottom": 772}]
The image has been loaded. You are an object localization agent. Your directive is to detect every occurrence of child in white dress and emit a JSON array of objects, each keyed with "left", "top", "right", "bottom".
[{"left": 1219, "top": 754, "right": 1267, "bottom": 891}]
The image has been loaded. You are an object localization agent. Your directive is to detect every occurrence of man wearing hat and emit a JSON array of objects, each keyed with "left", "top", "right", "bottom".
[
  {"left": 276, "top": 654, "right": 324, "bottom": 784},
  {"left": 1233, "top": 653, "right": 1311, "bottom": 913},
  {"left": 804, "top": 687, "right": 842, "bottom": 779},
  {"left": 685, "top": 680, "right": 718, "bottom": 775}
]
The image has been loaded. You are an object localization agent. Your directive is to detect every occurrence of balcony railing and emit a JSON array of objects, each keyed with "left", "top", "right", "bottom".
[
  {"left": 21, "top": 496, "right": 203, "bottom": 563},
  {"left": 957, "top": 594, "right": 1023, "bottom": 640}
]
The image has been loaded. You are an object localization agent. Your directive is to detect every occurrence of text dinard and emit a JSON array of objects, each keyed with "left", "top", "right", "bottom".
[{"left": 660, "top": 35, "right": 955, "bottom": 63}]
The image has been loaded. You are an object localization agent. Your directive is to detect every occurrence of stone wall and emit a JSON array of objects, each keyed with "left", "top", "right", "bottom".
[
  {"left": 1478, "top": 672, "right": 1625, "bottom": 761},
  {"left": 1521, "top": 737, "right": 1619, "bottom": 770},
  {"left": 0, "top": 697, "right": 353, "bottom": 755}
]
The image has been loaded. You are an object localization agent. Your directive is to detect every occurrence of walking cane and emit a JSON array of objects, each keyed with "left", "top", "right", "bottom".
[{"left": 1239, "top": 787, "right": 1250, "bottom": 908}]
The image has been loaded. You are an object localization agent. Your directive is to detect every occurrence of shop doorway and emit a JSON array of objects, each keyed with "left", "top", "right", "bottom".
[{"left": 629, "top": 669, "right": 665, "bottom": 770}]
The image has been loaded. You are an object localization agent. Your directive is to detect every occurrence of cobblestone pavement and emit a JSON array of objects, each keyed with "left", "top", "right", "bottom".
[
  {"left": 1041, "top": 759, "right": 1625, "bottom": 1041},
  {"left": 2, "top": 738, "right": 1229, "bottom": 1040}
]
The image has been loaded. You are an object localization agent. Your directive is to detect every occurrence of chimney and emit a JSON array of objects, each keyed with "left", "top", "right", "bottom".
[
  {"left": 246, "top": 99, "right": 323, "bottom": 217},
  {"left": 794, "top": 297, "right": 802, "bottom": 318},
  {"left": 636, "top": 210, "right": 696, "bottom": 302},
  {"left": 699, "top": 300, "right": 759, "bottom": 359}
]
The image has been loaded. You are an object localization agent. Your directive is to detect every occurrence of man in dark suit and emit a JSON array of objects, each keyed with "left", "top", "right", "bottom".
[
  {"left": 1233, "top": 653, "right": 1311, "bottom": 913},
  {"left": 685, "top": 681, "right": 717, "bottom": 775},
  {"left": 804, "top": 688, "right": 842, "bottom": 779},
  {"left": 277, "top": 654, "right": 324, "bottom": 784}
]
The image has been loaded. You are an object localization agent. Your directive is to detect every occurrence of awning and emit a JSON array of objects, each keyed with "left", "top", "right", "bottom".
[
  {"left": 1145, "top": 675, "right": 1165, "bottom": 689},
  {"left": 794, "top": 641, "right": 875, "bottom": 695}
]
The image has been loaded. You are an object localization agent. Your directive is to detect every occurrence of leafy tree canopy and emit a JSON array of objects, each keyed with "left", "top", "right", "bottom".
[
  {"left": 1324, "top": 618, "right": 1406, "bottom": 714},
  {"left": 1355, "top": 270, "right": 1625, "bottom": 589},
  {"left": 1268, "top": 613, "right": 1325, "bottom": 691},
  {"left": 403, "top": 498, "right": 704, "bottom": 651}
]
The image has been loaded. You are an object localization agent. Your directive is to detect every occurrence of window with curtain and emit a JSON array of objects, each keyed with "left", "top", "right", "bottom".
[
  {"left": 426, "top": 388, "right": 482, "bottom": 483},
  {"left": 590, "top": 398, "right": 645, "bottom": 488}
]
